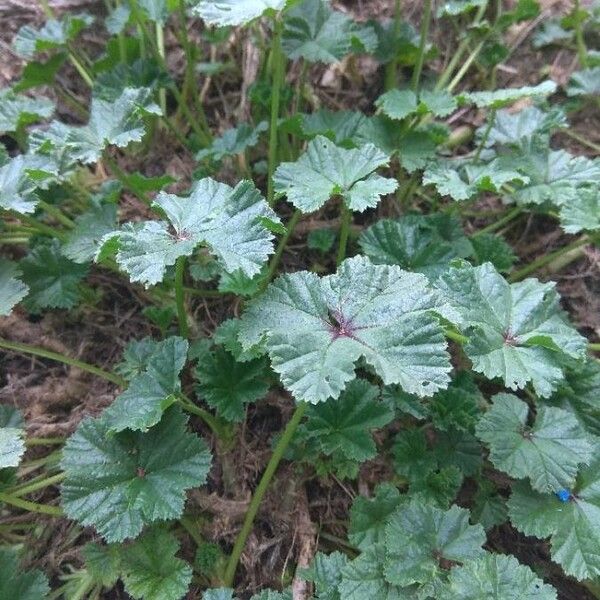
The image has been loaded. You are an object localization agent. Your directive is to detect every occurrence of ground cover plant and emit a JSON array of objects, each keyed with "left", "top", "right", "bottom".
[{"left": 1, "top": 0, "right": 600, "bottom": 597}]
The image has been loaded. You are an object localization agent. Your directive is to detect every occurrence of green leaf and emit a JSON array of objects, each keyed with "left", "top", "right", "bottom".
[
  {"left": 239, "top": 255, "right": 453, "bottom": 403},
  {"left": 191, "top": 0, "right": 287, "bottom": 26},
  {"left": 307, "top": 228, "right": 336, "bottom": 253},
  {"left": 94, "top": 59, "right": 169, "bottom": 102},
  {"left": 301, "top": 110, "right": 368, "bottom": 146},
  {"left": 63, "top": 204, "right": 119, "bottom": 264},
  {"left": 13, "top": 13, "right": 93, "bottom": 58},
  {"left": 218, "top": 267, "right": 266, "bottom": 297},
  {"left": 457, "top": 81, "right": 556, "bottom": 108},
  {"left": 359, "top": 213, "right": 472, "bottom": 278},
  {"left": 444, "top": 552, "right": 558, "bottom": 599},
  {"left": 138, "top": 0, "right": 170, "bottom": 23},
  {"left": 20, "top": 240, "right": 89, "bottom": 313},
  {"left": 0, "top": 547, "right": 50, "bottom": 599},
  {"left": 566, "top": 67, "right": 600, "bottom": 96},
  {"left": 0, "top": 260, "right": 29, "bottom": 316},
  {"left": 0, "top": 405, "right": 25, "bottom": 469},
  {"left": 203, "top": 589, "right": 237, "bottom": 600},
  {"left": 471, "top": 480, "right": 508, "bottom": 531},
  {"left": 61, "top": 406, "right": 212, "bottom": 542},
  {"left": 282, "top": 0, "right": 375, "bottom": 63},
  {"left": 339, "top": 545, "right": 417, "bottom": 600},
  {"left": 59, "top": 87, "right": 161, "bottom": 164},
  {"left": 103, "top": 178, "right": 278, "bottom": 286},
  {"left": 0, "top": 88, "right": 54, "bottom": 134},
  {"left": 470, "top": 233, "right": 515, "bottom": 272},
  {"left": 301, "top": 379, "right": 394, "bottom": 461},
  {"left": 273, "top": 136, "right": 397, "bottom": 213},
  {"left": 104, "top": 337, "right": 188, "bottom": 432},
  {"left": 437, "top": 0, "right": 487, "bottom": 17},
  {"left": 348, "top": 483, "right": 403, "bottom": 551},
  {"left": 376, "top": 89, "right": 456, "bottom": 120},
  {"left": 546, "top": 359, "right": 600, "bottom": 437},
  {"left": 301, "top": 551, "right": 348, "bottom": 600},
  {"left": 559, "top": 188, "right": 600, "bottom": 233},
  {"left": 106, "top": 4, "right": 132, "bottom": 34},
  {"left": 0, "top": 155, "right": 47, "bottom": 214},
  {"left": 250, "top": 591, "right": 292, "bottom": 600},
  {"left": 194, "top": 348, "right": 270, "bottom": 421},
  {"left": 213, "top": 318, "right": 266, "bottom": 362},
  {"left": 436, "top": 262, "right": 587, "bottom": 396},
  {"left": 476, "top": 393, "right": 594, "bottom": 492},
  {"left": 423, "top": 158, "right": 528, "bottom": 201},
  {"left": 398, "top": 128, "right": 439, "bottom": 173},
  {"left": 115, "top": 337, "right": 163, "bottom": 381},
  {"left": 120, "top": 528, "right": 192, "bottom": 600},
  {"left": 508, "top": 468, "right": 600, "bottom": 581},
  {"left": 14, "top": 53, "right": 68, "bottom": 92},
  {"left": 196, "top": 122, "right": 268, "bottom": 161},
  {"left": 83, "top": 543, "right": 121, "bottom": 588},
  {"left": 384, "top": 500, "right": 486, "bottom": 586}
]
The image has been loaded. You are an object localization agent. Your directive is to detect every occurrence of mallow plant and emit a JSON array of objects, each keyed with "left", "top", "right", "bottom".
[{"left": 1, "top": 0, "right": 600, "bottom": 598}]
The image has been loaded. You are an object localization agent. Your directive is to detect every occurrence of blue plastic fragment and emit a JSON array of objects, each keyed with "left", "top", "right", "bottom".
[{"left": 556, "top": 489, "right": 571, "bottom": 502}]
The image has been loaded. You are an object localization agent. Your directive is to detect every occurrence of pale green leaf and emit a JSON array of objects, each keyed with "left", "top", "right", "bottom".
[
  {"left": 239, "top": 255, "right": 453, "bottom": 403},
  {"left": 191, "top": 0, "right": 287, "bottom": 26},
  {"left": 376, "top": 89, "right": 456, "bottom": 120},
  {"left": 476, "top": 393, "right": 594, "bottom": 492},
  {"left": 0, "top": 154, "right": 47, "bottom": 214},
  {"left": 0, "top": 88, "right": 54, "bottom": 133},
  {"left": 567, "top": 67, "right": 600, "bottom": 96},
  {"left": 63, "top": 204, "right": 119, "bottom": 263},
  {"left": 0, "top": 260, "right": 29, "bottom": 316},
  {"left": 444, "top": 552, "right": 558, "bottom": 599},
  {"left": 508, "top": 466, "right": 600, "bottom": 581},
  {"left": 458, "top": 81, "right": 556, "bottom": 108},
  {"left": 103, "top": 178, "right": 278, "bottom": 286},
  {"left": 0, "top": 405, "right": 25, "bottom": 469},
  {"left": 196, "top": 122, "right": 268, "bottom": 161},
  {"left": 436, "top": 262, "right": 587, "bottom": 396},
  {"left": 301, "top": 551, "right": 348, "bottom": 600},
  {"left": 437, "top": 0, "right": 487, "bottom": 17},
  {"left": 384, "top": 500, "right": 486, "bottom": 586},
  {"left": 120, "top": 528, "right": 192, "bottom": 600},
  {"left": 282, "top": 0, "right": 376, "bottom": 63},
  {"left": 83, "top": 543, "right": 121, "bottom": 588},
  {"left": 273, "top": 136, "right": 397, "bottom": 212},
  {"left": 0, "top": 547, "right": 49, "bottom": 599},
  {"left": 559, "top": 188, "right": 600, "bottom": 233},
  {"left": 61, "top": 406, "right": 212, "bottom": 542}
]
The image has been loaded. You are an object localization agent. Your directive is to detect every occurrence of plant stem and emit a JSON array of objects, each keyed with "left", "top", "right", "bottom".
[
  {"left": 102, "top": 153, "right": 148, "bottom": 203},
  {"left": 411, "top": 0, "right": 432, "bottom": 92},
  {"left": 155, "top": 21, "right": 168, "bottom": 119},
  {"left": 589, "top": 343, "right": 600, "bottom": 352},
  {"left": 264, "top": 210, "right": 302, "bottom": 288},
  {"left": 6, "top": 211, "right": 67, "bottom": 240},
  {"left": 10, "top": 473, "right": 66, "bottom": 498},
  {"left": 223, "top": 402, "right": 308, "bottom": 587},
  {"left": 445, "top": 329, "right": 468, "bottom": 345},
  {"left": 67, "top": 51, "right": 94, "bottom": 88},
  {"left": 26, "top": 437, "right": 64, "bottom": 446},
  {"left": 447, "top": 39, "right": 486, "bottom": 92},
  {"left": 175, "top": 256, "right": 189, "bottom": 338},
  {"left": 472, "top": 207, "right": 523, "bottom": 237},
  {"left": 178, "top": 396, "right": 226, "bottom": 438},
  {"left": 574, "top": 0, "right": 588, "bottom": 68},
  {"left": 37, "top": 200, "right": 75, "bottom": 228},
  {"left": 508, "top": 235, "right": 596, "bottom": 282},
  {"left": 563, "top": 128, "right": 600, "bottom": 154},
  {"left": 0, "top": 492, "right": 63, "bottom": 516},
  {"left": 336, "top": 203, "right": 352, "bottom": 266},
  {"left": 0, "top": 338, "right": 126, "bottom": 387},
  {"left": 183, "top": 286, "right": 225, "bottom": 298},
  {"left": 473, "top": 108, "right": 496, "bottom": 162},
  {"left": 384, "top": 0, "right": 402, "bottom": 91},
  {"left": 267, "top": 16, "right": 285, "bottom": 206}
]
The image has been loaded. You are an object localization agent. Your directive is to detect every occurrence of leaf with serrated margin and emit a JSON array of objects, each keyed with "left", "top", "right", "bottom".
[
  {"left": 0, "top": 405, "right": 25, "bottom": 469},
  {"left": 444, "top": 552, "right": 558, "bottom": 599},
  {"left": 476, "top": 393, "right": 594, "bottom": 492},
  {"left": 0, "top": 547, "right": 50, "bottom": 599},
  {"left": 457, "top": 81, "right": 556, "bottom": 108},
  {"left": 559, "top": 188, "right": 600, "bottom": 233},
  {"left": 63, "top": 204, "right": 119, "bottom": 263},
  {"left": 301, "top": 552, "right": 348, "bottom": 600},
  {"left": 239, "top": 255, "right": 452, "bottom": 403},
  {"left": 567, "top": 67, "right": 600, "bottom": 96},
  {"left": 0, "top": 260, "right": 29, "bottom": 316},
  {"left": 191, "top": 0, "right": 287, "bottom": 26},
  {"left": 508, "top": 465, "right": 600, "bottom": 581},
  {"left": 61, "top": 406, "right": 212, "bottom": 542},
  {"left": 0, "top": 88, "right": 54, "bottom": 133},
  {"left": 273, "top": 135, "right": 397, "bottom": 212},
  {"left": 436, "top": 262, "right": 587, "bottom": 396},
  {"left": 197, "top": 122, "right": 267, "bottom": 161}
]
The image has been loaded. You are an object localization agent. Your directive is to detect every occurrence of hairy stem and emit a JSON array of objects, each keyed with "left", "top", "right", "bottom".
[
  {"left": 0, "top": 338, "right": 126, "bottom": 387},
  {"left": 336, "top": 203, "right": 352, "bottom": 266},
  {"left": 9, "top": 473, "right": 66, "bottom": 498},
  {"left": 37, "top": 200, "right": 75, "bottom": 229},
  {"left": 574, "top": 0, "right": 588, "bottom": 68},
  {"left": 267, "top": 16, "right": 285, "bottom": 206},
  {"left": 473, "top": 108, "right": 496, "bottom": 162},
  {"left": 472, "top": 207, "right": 523, "bottom": 237},
  {"left": 384, "top": 0, "right": 402, "bottom": 91},
  {"left": 175, "top": 256, "right": 189, "bottom": 338},
  {"left": 411, "top": 0, "right": 432, "bottom": 92},
  {"left": 155, "top": 21, "right": 167, "bottom": 119},
  {"left": 223, "top": 402, "right": 307, "bottom": 587},
  {"left": 178, "top": 396, "right": 227, "bottom": 439},
  {"left": 0, "top": 492, "right": 63, "bottom": 516},
  {"left": 264, "top": 210, "right": 302, "bottom": 288}
]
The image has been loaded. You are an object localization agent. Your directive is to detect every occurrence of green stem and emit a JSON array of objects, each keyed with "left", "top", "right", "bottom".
[
  {"left": 563, "top": 128, "right": 600, "bottom": 154},
  {"left": 10, "top": 473, "right": 66, "bottom": 498},
  {"left": 384, "top": 0, "right": 402, "bottom": 91},
  {"left": 223, "top": 402, "right": 308, "bottom": 587},
  {"left": 473, "top": 108, "right": 496, "bottom": 162},
  {"left": 589, "top": 343, "right": 600, "bottom": 352},
  {"left": 411, "top": 0, "right": 432, "bottom": 92},
  {"left": 472, "top": 207, "right": 522, "bottom": 237},
  {"left": 7, "top": 212, "right": 66, "bottom": 240},
  {"left": 37, "top": 200, "right": 75, "bottom": 228},
  {"left": 267, "top": 16, "right": 285, "bottom": 206},
  {"left": 336, "top": 203, "right": 352, "bottom": 266},
  {"left": 0, "top": 492, "right": 63, "bottom": 516},
  {"left": 178, "top": 397, "right": 225, "bottom": 438},
  {"left": 264, "top": 210, "right": 302, "bottom": 288},
  {"left": 445, "top": 329, "right": 468, "bottom": 345},
  {"left": 508, "top": 235, "right": 596, "bottom": 282},
  {"left": 67, "top": 50, "right": 94, "bottom": 88},
  {"left": 183, "top": 286, "right": 225, "bottom": 298},
  {"left": 155, "top": 21, "right": 168, "bottom": 119},
  {"left": 0, "top": 338, "right": 126, "bottom": 387},
  {"left": 175, "top": 256, "right": 189, "bottom": 338},
  {"left": 26, "top": 437, "right": 64, "bottom": 446},
  {"left": 574, "top": 0, "right": 588, "bottom": 68},
  {"left": 102, "top": 153, "right": 148, "bottom": 203},
  {"left": 446, "top": 39, "right": 486, "bottom": 92}
]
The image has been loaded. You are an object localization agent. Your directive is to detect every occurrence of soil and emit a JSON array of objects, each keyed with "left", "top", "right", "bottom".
[{"left": 0, "top": 1, "right": 599, "bottom": 599}]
